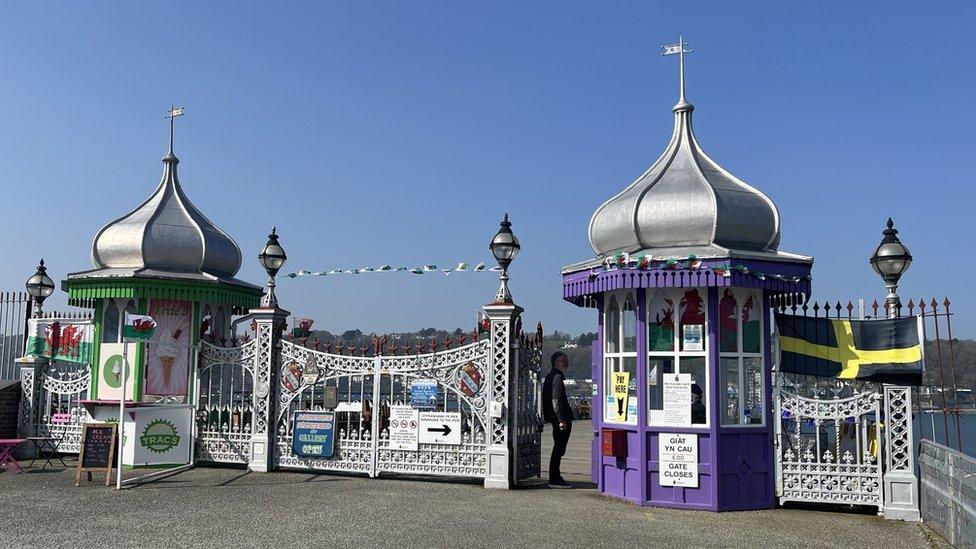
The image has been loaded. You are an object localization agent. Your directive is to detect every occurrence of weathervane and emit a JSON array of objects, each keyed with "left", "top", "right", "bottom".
[
  {"left": 662, "top": 36, "right": 693, "bottom": 103},
  {"left": 165, "top": 105, "right": 185, "bottom": 155}
]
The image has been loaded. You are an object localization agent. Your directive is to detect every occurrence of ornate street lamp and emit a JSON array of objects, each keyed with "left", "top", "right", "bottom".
[
  {"left": 25, "top": 258, "right": 56, "bottom": 318},
  {"left": 489, "top": 213, "right": 521, "bottom": 303},
  {"left": 870, "top": 218, "right": 912, "bottom": 319},
  {"left": 258, "top": 227, "right": 287, "bottom": 307}
]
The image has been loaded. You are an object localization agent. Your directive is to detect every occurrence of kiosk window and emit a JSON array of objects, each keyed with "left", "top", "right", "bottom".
[
  {"left": 101, "top": 299, "right": 137, "bottom": 343},
  {"left": 603, "top": 291, "right": 638, "bottom": 425},
  {"left": 102, "top": 299, "right": 119, "bottom": 344},
  {"left": 719, "top": 289, "right": 764, "bottom": 426},
  {"left": 647, "top": 289, "right": 709, "bottom": 426}
]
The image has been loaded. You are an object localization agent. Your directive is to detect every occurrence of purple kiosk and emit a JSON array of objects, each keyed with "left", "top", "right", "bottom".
[{"left": 562, "top": 41, "right": 813, "bottom": 511}]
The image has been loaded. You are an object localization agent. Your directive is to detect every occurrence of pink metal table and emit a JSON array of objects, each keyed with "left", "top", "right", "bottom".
[{"left": 0, "top": 438, "right": 27, "bottom": 473}]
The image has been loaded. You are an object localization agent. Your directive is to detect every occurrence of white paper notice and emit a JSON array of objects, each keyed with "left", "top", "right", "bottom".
[
  {"left": 659, "top": 432, "right": 699, "bottom": 487},
  {"left": 682, "top": 324, "right": 704, "bottom": 351},
  {"left": 662, "top": 373, "right": 692, "bottom": 427},
  {"left": 388, "top": 405, "right": 419, "bottom": 451}
]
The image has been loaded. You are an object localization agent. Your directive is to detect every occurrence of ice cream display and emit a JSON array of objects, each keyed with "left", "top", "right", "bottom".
[{"left": 156, "top": 328, "right": 182, "bottom": 388}]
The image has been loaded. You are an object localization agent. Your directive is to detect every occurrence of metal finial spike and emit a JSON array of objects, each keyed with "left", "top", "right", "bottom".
[
  {"left": 165, "top": 105, "right": 185, "bottom": 156},
  {"left": 662, "top": 36, "right": 693, "bottom": 108},
  {"left": 887, "top": 217, "right": 894, "bottom": 229}
]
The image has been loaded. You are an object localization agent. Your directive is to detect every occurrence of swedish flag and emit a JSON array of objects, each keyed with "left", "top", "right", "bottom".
[{"left": 775, "top": 314, "right": 924, "bottom": 385}]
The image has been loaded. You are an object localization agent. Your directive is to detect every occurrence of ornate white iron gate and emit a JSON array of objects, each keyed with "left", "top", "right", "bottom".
[
  {"left": 20, "top": 359, "right": 90, "bottom": 453},
  {"left": 188, "top": 304, "right": 542, "bottom": 486},
  {"left": 195, "top": 340, "right": 256, "bottom": 464},
  {"left": 775, "top": 376, "right": 884, "bottom": 507},
  {"left": 274, "top": 339, "right": 494, "bottom": 479},
  {"left": 513, "top": 336, "right": 543, "bottom": 482}
]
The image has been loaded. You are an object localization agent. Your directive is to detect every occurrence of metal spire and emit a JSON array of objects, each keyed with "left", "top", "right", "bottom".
[
  {"left": 165, "top": 105, "right": 185, "bottom": 156},
  {"left": 662, "top": 36, "right": 693, "bottom": 107}
]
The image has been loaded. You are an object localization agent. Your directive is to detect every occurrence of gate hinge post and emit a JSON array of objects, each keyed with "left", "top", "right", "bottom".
[
  {"left": 15, "top": 354, "right": 47, "bottom": 453},
  {"left": 247, "top": 305, "right": 290, "bottom": 473},
  {"left": 882, "top": 384, "right": 920, "bottom": 521},
  {"left": 483, "top": 302, "right": 522, "bottom": 489}
]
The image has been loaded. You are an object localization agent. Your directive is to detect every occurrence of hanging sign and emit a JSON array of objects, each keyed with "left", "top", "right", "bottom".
[
  {"left": 418, "top": 411, "right": 462, "bottom": 445},
  {"left": 611, "top": 372, "right": 631, "bottom": 423},
  {"left": 292, "top": 411, "right": 335, "bottom": 458},
  {"left": 302, "top": 355, "right": 319, "bottom": 386},
  {"left": 658, "top": 432, "right": 699, "bottom": 487},
  {"left": 662, "top": 373, "right": 692, "bottom": 426},
  {"left": 75, "top": 423, "right": 117, "bottom": 487},
  {"left": 388, "top": 405, "right": 419, "bottom": 451},
  {"left": 410, "top": 379, "right": 439, "bottom": 410}
]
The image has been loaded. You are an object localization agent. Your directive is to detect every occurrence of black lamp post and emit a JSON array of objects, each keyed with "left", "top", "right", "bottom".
[
  {"left": 489, "top": 214, "right": 521, "bottom": 303},
  {"left": 258, "top": 227, "right": 287, "bottom": 307},
  {"left": 869, "top": 218, "right": 912, "bottom": 319},
  {"left": 25, "top": 259, "right": 56, "bottom": 318}
]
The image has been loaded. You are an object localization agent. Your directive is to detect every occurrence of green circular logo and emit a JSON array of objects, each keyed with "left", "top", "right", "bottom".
[
  {"left": 140, "top": 419, "right": 181, "bottom": 453},
  {"left": 102, "top": 354, "right": 127, "bottom": 388}
]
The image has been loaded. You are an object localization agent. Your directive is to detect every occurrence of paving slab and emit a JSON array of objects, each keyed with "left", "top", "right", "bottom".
[{"left": 0, "top": 433, "right": 931, "bottom": 549}]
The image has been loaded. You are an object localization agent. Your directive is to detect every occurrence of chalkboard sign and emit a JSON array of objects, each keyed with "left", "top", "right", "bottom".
[{"left": 75, "top": 423, "right": 117, "bottom": 487}]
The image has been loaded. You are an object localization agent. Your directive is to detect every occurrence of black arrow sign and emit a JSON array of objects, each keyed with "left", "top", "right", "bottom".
[
  {"left": 617, "top": 397, "right": 625, "bottom": 417},
  {"left": 427, "top": 424, "right": 452, "bottom": 436}
]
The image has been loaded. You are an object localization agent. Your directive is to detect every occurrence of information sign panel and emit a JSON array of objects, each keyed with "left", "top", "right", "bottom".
[
  {"left": 662, "top": 373, "right": 692, "bottom": 426},
  {"left": 658, "top": 432, "right": 699, "bottom": 487},
  {"left": 611, "top": 372, "right": 630, "bottom": 423},
  {"left": 292, "top": 411, "right": 335, "bottom": 458},
  {"left": 418, "top": 411, "right": 462, "bottom": 445},
  {"left": 388, "top": 405, "right": 420, "bottom": 451},
  {"left": 410, "top": 379, "right": 439, "bottom": 410}
]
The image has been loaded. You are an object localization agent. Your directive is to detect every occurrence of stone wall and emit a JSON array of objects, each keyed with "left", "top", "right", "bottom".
[
  {"left": 919, "top": 438, "right": 975, "bottom": 548},
  {"left": 0, "top": 380, "right": 20, "bottom": 438}
]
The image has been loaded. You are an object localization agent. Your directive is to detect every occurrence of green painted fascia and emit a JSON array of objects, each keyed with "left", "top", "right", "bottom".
[
  {"left": 90, "top": 301, "right": 103, "bottom": 400},
  {"left": 63, "top": 277, "right": 262, "bottom": 309}
]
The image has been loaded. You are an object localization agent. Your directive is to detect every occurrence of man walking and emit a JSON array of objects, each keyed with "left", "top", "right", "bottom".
[{"left": 542, "top": 351, "right": 573, "bottom": 488}]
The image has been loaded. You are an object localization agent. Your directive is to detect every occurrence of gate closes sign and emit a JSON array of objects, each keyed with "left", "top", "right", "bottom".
[
  {"left": 388, "top": 406, "right": 419, "bottom": 451},
  {"left": 418, "top": 411, "right": 462, "bottom": 445},
  {"left": 658, "top": 432, "right": 698, "bottom": 487}
]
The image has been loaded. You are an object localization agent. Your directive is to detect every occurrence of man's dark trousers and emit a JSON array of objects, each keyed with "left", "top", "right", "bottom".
[{"left": 549, "top": 421, "right": 572, "bottom": 482}]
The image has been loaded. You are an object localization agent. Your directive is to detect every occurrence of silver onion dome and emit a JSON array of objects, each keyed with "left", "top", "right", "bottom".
[
  {"left": 90, "top": 150, "right": 243, "bottom": 278},
  {"left": 587, "top": 96, "right": 781, "bottom": 257}
]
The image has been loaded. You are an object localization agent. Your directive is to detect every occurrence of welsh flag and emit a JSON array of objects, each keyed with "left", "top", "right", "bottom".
[{"left": 123, "top": 313, "right": 156, "bottom": 342}]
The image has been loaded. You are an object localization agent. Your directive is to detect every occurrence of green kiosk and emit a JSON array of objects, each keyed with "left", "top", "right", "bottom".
[{"left": 62, "top": 119, "right": 262, "bottom": 467}]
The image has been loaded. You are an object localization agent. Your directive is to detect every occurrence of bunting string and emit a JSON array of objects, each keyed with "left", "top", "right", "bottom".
[
  {"left": 283, "top": 262, "right": 500, "bottom": 279},
  {"left": 594, "top": 252, "right": 812, "bottom": 284}
]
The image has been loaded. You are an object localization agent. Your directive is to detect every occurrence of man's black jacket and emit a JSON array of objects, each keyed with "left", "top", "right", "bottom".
[{"left": 542, "top": 368, "right": 573, "bottom": 424}]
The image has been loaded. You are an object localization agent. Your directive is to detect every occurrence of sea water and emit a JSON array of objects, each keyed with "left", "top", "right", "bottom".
[{"left": 914, "top": 412, "right": 976, "bottom": 458}]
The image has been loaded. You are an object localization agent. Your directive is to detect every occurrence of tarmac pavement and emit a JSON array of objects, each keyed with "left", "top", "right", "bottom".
[{"left": 0, "top": 430, "right": 932, "bottom": 549}]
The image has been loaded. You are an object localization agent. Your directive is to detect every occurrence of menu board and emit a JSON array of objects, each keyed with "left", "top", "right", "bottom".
[{"left": 75, "top": 423, "right": 117, "bottom": 487}]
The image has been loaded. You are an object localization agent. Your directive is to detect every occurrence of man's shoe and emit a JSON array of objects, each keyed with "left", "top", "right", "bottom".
[{"left": 547, "top": 479, "right": 572, "bottom": 489}]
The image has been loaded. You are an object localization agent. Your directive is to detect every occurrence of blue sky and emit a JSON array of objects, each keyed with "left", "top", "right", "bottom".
[{"left": 1, "top": 2, "right": 973, "bottom": 338}]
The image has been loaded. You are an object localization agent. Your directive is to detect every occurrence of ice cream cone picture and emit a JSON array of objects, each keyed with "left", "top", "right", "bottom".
[{"left": 156, "top": 328, "right": 182, "bottom": 389}]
